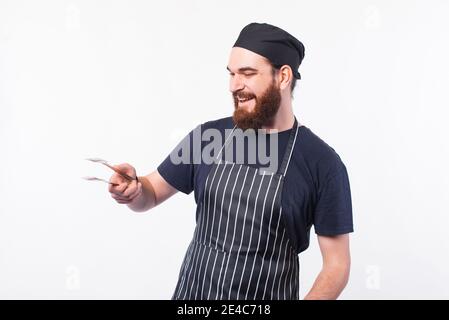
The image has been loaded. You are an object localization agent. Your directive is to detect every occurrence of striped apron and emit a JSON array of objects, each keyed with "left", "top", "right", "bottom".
[{"left": 173, "top": 118, "right": 300, "bottom": 300}]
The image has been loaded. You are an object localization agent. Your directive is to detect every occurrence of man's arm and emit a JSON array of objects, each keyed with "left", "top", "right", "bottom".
[{"left": 304, "top": 233, "right": 351, "bottom": 300}]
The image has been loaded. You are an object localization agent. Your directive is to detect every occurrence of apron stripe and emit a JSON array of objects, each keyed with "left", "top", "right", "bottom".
[
  {"left": 253, "top": 177, "right": 283, "bottom": 299},
  {"left": 206, "top": 163, "right": 236, "bottom": 299},
  {"left": 195, "top": 160, "right": 226, "bottom": 299},
  {"left": 288, "top": 254, "right": 294, "bottom": 298},
  {"left": 244, "top": 173, "right": 275, "bottom": 300},
  {"left": 269, "top": 228, "right": 285, "bottom": 299},
  {"left": 262, "top": 205, "right": 284, "bottom": 299},
  {"left": 226, "top": 169, "right": 258, "bottom": 299},
  {"left": 283, "top": 247, "right": 292, "bottom": 299},
  {"left": 177, "top": 165, "right": 216, "bottom": 299},
  {"left": 208, "top": 163, "right": 232, "bottom": 247},
  {"left": 276, "top": 238, "right": 290, "bottom": 299},
  {"left": 235, "top": 173, "right": 267, "bottom": 299},
  {"left": 217, "top": 166, "right": 250, "bottom": 299},
  {"left": 181, "top": 192, "right": 211, "bottom": 299},
  {"left": 180, "top": 243, "right": 199, "bottom": 299},
  {"left": 213, "top": 165, "right": 242, "bottom": 299},
  {"left": 191, "top": 244, "right": 207, "bottom": 298},
  {"left": 200, "top": 162, "right": 221, "bottom": 244},
  {"left": 176, "top": 201, "right": 205, "bottom": 299},
  {"left": 174, "top": 239, "right": 194, "bottom": 299}
]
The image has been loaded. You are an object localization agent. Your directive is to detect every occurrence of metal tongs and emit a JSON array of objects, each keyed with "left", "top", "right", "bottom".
[{"left": 83, "top": 157, "right": 137, "bottom": 186}]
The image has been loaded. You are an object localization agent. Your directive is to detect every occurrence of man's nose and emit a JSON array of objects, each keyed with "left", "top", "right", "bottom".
[{"left": 229, "top": 75, "right": 244, "bottom": 93}]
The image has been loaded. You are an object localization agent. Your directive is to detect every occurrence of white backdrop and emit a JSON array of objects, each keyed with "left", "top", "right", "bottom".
[{"left": 1, "top": 0, "right": 449, "bottom": 299}]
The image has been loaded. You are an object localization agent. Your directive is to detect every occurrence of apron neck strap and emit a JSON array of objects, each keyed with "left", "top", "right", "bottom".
[
  {"left": 277, "top": 117, "right": 299, "bottom": 176},
  {"left": 215, "top": 124, "right": 238, "bottom": 161}
]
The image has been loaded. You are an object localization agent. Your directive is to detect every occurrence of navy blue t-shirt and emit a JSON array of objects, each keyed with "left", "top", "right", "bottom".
[{"left": 157, "top": 116, "right": 353, "bottom": 254}]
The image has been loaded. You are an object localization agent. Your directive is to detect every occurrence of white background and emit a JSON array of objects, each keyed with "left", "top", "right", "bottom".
[{"left": 1, "top": 0, "right": 449, "bottom": 299}]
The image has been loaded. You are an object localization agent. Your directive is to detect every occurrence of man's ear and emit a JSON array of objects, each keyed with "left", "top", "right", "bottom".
[{"left": 278, "top": 65, "right": 293, "bottom": 91}]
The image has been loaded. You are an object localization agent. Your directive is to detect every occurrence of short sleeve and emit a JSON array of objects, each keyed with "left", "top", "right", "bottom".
[
  {"left": 313, "top": 165, "right": 354, "bottom": 236},
  {"left": 157, "top": 126, "right": 198, "bottom": 195}
]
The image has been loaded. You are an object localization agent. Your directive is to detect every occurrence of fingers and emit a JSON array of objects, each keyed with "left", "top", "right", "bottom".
[
  {"left": 114, "top": 183, "right": 142, "bottom": 204},
  {"left": 110, "top": 181, "right": 142, "bottom": 204},
  {"left": 108, "top": 173, "right": 127, "bottom": 193},
  {"left": 107, "top": 163, "right": 140, "bottom": 205},
  {"left": 125, "top": 182, "right": 142, "bottom": 200}
]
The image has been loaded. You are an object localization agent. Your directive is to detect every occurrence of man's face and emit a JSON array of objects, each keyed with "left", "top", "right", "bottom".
[{"left": 227, "top": 47, "right": 281, "bottom": 130}]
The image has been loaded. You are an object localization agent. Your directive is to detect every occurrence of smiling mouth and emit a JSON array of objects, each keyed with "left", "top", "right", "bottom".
[{"left": 237, "top": 97, "right": 254, "bottom": 104}]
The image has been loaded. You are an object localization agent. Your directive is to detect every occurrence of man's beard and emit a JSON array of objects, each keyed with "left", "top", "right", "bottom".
[{"left": 232, "top": 81, "right": 281, "bottom": 130}]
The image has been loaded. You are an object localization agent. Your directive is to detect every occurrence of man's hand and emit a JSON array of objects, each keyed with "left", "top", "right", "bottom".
[
  {"left": 108, "top": 163, "right": 142, "bottom": 204},
  {"left": 304, "top": 233, "right": 351, "bottom": 300},
  {"left": 107, "top": 165, "right": 178, "bottom": 212}
]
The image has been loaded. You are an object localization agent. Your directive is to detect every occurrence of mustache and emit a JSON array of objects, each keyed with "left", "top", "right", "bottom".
[{"left": 233, "top": 92, "right": 256, "bottom": 100}]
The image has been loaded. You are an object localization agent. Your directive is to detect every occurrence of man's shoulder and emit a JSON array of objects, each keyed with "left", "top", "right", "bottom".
[
  {"left": 297, "top": 126, "right": 338, "bottom": 157},
  {"left": 295, "top": 125, "right": 347, "bottom": 178}
]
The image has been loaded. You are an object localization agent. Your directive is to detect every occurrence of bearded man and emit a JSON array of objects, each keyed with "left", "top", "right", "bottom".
[{"left": 108, "top": 22, "right": 354, "bottom": 300}]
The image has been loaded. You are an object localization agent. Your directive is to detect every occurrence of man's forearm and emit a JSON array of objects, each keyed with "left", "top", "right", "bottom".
[
  {"left": 304, "top": 264, "right": 350, "bottom": 300},
  {"left": 127, "top": 176, "right": 157, "bottom": 212}
]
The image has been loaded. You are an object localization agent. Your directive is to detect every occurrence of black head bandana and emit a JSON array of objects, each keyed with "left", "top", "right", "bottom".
[{"left": 233, "top": 22, "right": 305, "bottom": 79}]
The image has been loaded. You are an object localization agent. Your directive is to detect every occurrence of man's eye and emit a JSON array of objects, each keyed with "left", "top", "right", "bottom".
[{"left": 244, "top": 73, "right": 256, "bottom": 77}]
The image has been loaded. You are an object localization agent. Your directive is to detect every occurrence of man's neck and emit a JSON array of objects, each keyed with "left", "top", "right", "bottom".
[{"left": 261, "top": 104, "right": 295, "bottom": 133}]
